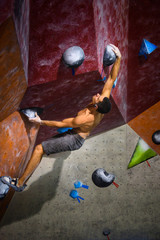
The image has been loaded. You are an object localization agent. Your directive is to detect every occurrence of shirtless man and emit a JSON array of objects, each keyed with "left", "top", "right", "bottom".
[{"left": 1, "top": 44, "right": 121, "bottom": 191}]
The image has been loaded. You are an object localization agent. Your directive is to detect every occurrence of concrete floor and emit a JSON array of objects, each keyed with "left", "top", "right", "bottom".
[{"left": 0, "top": 125, "right": 159, "bottom": 240}]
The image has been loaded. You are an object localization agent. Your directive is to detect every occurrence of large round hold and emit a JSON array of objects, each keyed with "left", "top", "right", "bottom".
[
  {"left": 152, "top": 130, "right": 160, "bottom": 145},
  {"left": 103, "top": 45, "right": 116, "bottom": 66},
  {"left": 92, "top": 168, "right": 115, "bottom": 187},
  {"left": 103, "top": 229, "right": 110, "bottom": 236},
  {"left": 20, "top": 107, "right": 43, "bottom": 118},
  {"left": 63, "top": 46, "right": 85, "bottom": 68}
]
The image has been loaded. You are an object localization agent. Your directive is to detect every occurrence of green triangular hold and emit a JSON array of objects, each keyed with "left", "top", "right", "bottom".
[{"left": 128, "top": 138, "right": 157, "bottom": 169}]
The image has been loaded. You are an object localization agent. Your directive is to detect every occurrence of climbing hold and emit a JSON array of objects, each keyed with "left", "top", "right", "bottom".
[
  {"left": 92, "top": 168, "right": 115, "bottom": 187},
  {"left": 152, "top": 130, "right": 160, "bottom": 145},
  {"left": 97, "top": 76, "right": 106, "bottom": 82},
  {"left": 72, "top": 68, "right": 75, "bottom": 76},
  {"left": 103, "top": 45, "right": 116, "bottom": 67},
  {"left": 63, "top": 46, "right": 85, "bottom": 68},
  {"left": 20, "top": 107, "right": 43, "bottom": 118},
  {"left": 97, "top": 68, "right": 105, "bottom": 82},
  {"left": 69, "top": 190, "right": 84, "bottom": 203},
  {"left": 139, "top": 39, "right": 157, "bottom": 59},
  {"left": 0, "top": 177, "right": 10, "bottom": 199},
  {"left": 112, "top": 78, "right": 118, "bottom": 89},
  {"left": 146, "top": 160, "right": 151, "bottom": 167},
  {"left": 128, "top": 138, "right": 157, "bottom": 169},
  {"left": 57, "top": 127, "right": 73, "bottom": 134},
  {"left": 103, "top": 229, "right": 110, "bottom": 236},
  {"left": 74, "top": 181, "right": 89, "bottom": 189},
  {"left": 103, "top": 229, "right": 111, "bottom": 239}
]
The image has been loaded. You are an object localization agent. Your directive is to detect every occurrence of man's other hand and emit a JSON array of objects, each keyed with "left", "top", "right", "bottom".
[{"left": 29, "top": 112, "right": 41, "bottom": 124}]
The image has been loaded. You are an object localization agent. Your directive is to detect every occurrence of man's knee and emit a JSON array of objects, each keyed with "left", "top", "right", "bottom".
[{"left": 35, "top": 144, "right": 44, "bottom": 155}]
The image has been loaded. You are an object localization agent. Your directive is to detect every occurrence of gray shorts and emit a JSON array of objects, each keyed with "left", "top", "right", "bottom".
[{"left": 42, "top": 129, "right": 85, "bottom": 155}]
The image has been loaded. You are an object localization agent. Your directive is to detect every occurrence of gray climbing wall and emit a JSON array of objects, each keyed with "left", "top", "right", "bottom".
[{"left": 0, "top": 125, "right": 159, "bottom": 240}]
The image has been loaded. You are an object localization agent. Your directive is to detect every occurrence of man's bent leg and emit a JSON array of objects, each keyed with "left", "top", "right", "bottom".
[{"left": 18, "top": 144, "right": 44, "bottom": 187}]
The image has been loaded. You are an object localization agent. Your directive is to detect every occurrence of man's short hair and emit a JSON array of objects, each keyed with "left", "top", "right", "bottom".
[{"left": 96, "top": 97, "right": 111, "bottom": 114}]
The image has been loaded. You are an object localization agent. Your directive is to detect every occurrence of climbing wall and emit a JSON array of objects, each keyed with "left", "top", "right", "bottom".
[
  {"left": 28, "top": 0, "right": 98, "bottom": 86},
  {"left": 127, "top": 0, "right": 160, "bottom": 121},
  {"left": 128, "top": 101, "right": 160, "bottom": 155},
  {"left": 0, "top": 17, "right": 27, "bottom": 122},
  {"left": 126, "top": 0, "right": 160, "bottom": 165},
  {"left": 13, "top": 0, "right": 30, "bottom": 80},
  {"left": 0, "top": 1, "right": 36, "bottom": 221},
  {"left": 20, "top": 72, "right": 125, "bottom": 144},
  {"left": 0, "top": 0, "right": 160, "bottom": 239},
  {"left": 0, "top": 0, "right": 13, "bottom": 25},
  {"left": 20, "top": 0, "right": 127, "bottom": 144},
  {"left": 93, "top": 0, "right": 129, "bottom": 121}
]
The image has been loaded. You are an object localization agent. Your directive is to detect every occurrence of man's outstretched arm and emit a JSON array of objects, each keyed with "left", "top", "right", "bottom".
[
  {"left": 101, "top": 44, "right": 121, "bottom": 99},
  {"left": 29, "top": 113, "right": 91, "bottom": 128},
  {"left": 40, "top": 118, "right": 75, "bottom": 128}
]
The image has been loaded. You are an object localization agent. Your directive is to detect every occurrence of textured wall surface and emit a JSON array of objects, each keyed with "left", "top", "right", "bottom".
[
  {"left": 0, "top": 3, "right": 32, "bottom": 221},
  {"left": 28, "top": 0, "right": 98, "bottom": 87},
  {"left": 0, "top": 0, "right": 13, "bottom": 25},
  {"left": 0, "top": 111, "right": 40, "bottom": 221},
  {"left": 0, "top": 1, "right": 160, "bottom": 237},
  {"left": 0, "top": 17, "right": 27, "bottom": 122},
  {"left": 127, "top": 0, "right": 160, "bottom": 121},
  {"left": 128, "top": 101, "right": 160, "bottom": 155},
  {"left": 20, "top": 71, "right": 125, "bottom": 144},
  {"left": 93, "top": 0, "right": 129, "bottom": 121},
  {"left": 0, "top": 111, "right": 39, "bottom": 177},
  {"left": 13, "top": 0, "right": 30, "bottom": 81},
  {"left": 20, "top": 0, "right": 128, "bottom": 143}
]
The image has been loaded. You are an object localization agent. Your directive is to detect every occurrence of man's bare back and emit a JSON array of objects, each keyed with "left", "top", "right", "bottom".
[{"left": 74, "top": 104, "right": 104, "bottom": 139}]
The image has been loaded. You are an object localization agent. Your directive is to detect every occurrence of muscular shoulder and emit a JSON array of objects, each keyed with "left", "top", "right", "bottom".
[{"left": 73, "top": 114, "right": 94, "bottom": 126}]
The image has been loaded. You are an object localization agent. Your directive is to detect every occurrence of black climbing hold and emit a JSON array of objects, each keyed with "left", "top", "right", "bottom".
[
  {"left": 20, "top": 107, "right": 43, "bottom": 118},
  {"left": 0, "top": 178, "right": 10, "bottom": 199},
  {"left": 152, "top": 130, "right": 160, "bottom": 145},
  {"left": 92, "top": 168, "right": 115, "bottom": 187},
  {"left": 103, "top": 229, "right": 111, "bottom": 236},
  {"left": 103, "top": 45, "right": 116, "bottom": 67},
  {"left": 63, "top": 46, "right": 85, "bottom": 68}
]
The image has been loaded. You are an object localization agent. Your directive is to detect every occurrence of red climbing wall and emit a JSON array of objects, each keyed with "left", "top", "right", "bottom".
[
  {"left": 0, "top": 0, "right": 13, "bottom": 25},
  {"left": 0, "top": 3, "right": 34, "bottom": 220},
  {"left": 20, "top": 71, "right": 125, "bottom": 144},
  {"left": 13, "top": 0, "right": 30, "bottom": 80},
  {"left": 20, "top": 0, "right": 126, "bottom": 144},
  {"left": 0, "top": 17, "right": 27, "bottom": 122},
  {"left": 0, "top": 112, "right": 40, "bottom": 221},
  {"left": 127, "top": 0, "right": 160, "bottom": 122},
  {"left": 93, "top": 0, "right": 129, "bottom": 122},
  {"left": 1, "top": 0, "right": 160, "bottom": 162},
  {"left": 0, "top": 0, "right": 160, "bottom": 224},
  {"left": 28, "top": 0, "right": 98, "bottom": 87},
  {"left": 0, "top": 112, "right": 39, "bottom": 178}
]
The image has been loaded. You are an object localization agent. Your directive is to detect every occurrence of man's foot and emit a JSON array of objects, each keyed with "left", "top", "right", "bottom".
[
  {"left": 1, "top": 176, "right": 27, "bottom": 192},
  {"left": 0, "top": 177, "right": 10, "bottom": 199}
]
